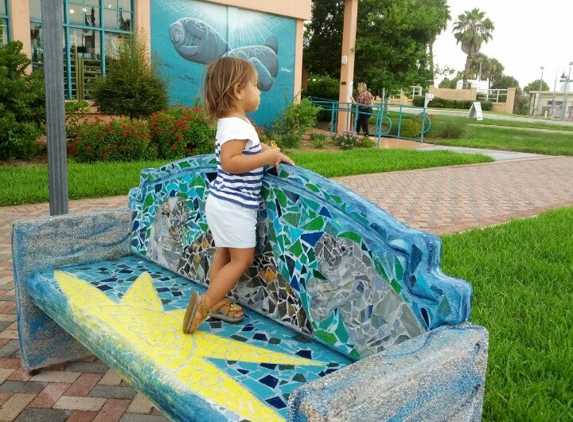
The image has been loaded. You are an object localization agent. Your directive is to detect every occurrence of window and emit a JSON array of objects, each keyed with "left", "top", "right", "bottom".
[
  {"left": 29, "top": 0, "right": 134, "bottom": 100},
  {"left": 0, "top": 0, "right": 8, "bottom": 44}
]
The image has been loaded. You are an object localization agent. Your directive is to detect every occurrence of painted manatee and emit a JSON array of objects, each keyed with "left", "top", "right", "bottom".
[
  {"left": 169, "top": 17, "right": 279, "bottom": 91},
  {"left": 307, "top": 234, "right": 424, "bottom": 358},
  {"left": 223, "top": 36, "right": 278, "bottom": 91},
  {"left": 169, "top": 17, "right": 230, "bottom": 64}
]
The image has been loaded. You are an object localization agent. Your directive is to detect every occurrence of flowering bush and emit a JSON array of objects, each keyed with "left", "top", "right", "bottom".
[
  {"left": 148, "top": 105, "right": 214, "bottom": 159},
  {"left": 71, "top": 117, "right": 156, "bottom": 163},
  {"left": 332, "top": 130, "right": 362, "bottom": 150}
]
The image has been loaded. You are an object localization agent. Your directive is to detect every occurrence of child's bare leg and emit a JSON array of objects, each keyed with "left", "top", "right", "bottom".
[{"left": 196, "top": 247, "right": 254, "bottom": 320}]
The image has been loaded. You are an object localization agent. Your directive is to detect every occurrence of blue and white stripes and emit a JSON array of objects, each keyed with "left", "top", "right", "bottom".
[{"left": 209, "top": 117, "right": 264, "bottom": 209}]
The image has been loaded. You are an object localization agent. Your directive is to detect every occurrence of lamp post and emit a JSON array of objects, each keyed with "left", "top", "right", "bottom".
[
  {"left": 550, "top": 67, "right": 564, "bottom": 119},
  {"left": 561, "top": 62, "right": 573, "bottom": 121},
  {"left": 536, "top": 66, "right": 544, "bottom": 116}
]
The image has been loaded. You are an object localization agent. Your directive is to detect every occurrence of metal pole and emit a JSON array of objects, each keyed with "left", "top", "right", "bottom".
[
  {"left": 42, "top": 0, "right": 69, "bottom": 215},
  {"left": 561, "top": 63, "right": 572, "bottom": 121},
  {"left": 550, "top": 69, "right": 559, "bottom": 119},
  {"left": 537, "top": 66, "right": 543, "bottom": 116}
]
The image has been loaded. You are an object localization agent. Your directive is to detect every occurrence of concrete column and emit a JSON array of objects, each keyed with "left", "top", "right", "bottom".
[
  {"left": 42, "top": 0, "right": 69, "bottom": 215},
  {"left": 337, "top": 0, "right": 358, "bottom": 133},
  {"left": 8, "top": 0, "right": 32, "bottom": 71}
]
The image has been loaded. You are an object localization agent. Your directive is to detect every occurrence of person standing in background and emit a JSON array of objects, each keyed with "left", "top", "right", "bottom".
[{"left": 353, "top": 82, "right": 374, "bottom": 136}]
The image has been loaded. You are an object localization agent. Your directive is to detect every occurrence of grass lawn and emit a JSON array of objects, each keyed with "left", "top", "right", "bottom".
[
  {"left": 441, "top": 207, "right": 573, "bottom": 421},
  {"left": 0, "top": 149, "right": 492, "bottom": 207}
]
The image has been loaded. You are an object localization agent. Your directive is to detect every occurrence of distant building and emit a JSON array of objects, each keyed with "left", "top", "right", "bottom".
[{"left": 456, "top": 79, "right": 489, "bottom": 94}]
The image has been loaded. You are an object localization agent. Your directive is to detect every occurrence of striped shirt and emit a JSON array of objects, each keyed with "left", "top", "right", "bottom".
[{"left": 209, "top": 117, "right": 264, "bottom": 209}]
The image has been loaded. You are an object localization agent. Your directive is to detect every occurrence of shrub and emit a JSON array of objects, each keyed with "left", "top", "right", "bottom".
[
  {"left": 358, "top": 136, "right": 376, "bottom": 148},
  {"left": 395, "top": 118, "right": 422, "bottom": 139},
  {"left": 332, "top": 130, "right": 361, "bottom": 150},
  {"left": 277, "top": 134, "right": 301, "bottom": 149},
  {"left": 0, "top": 37, "right": 45, "bottom": 159},
  {"left": 272, "top": 98, "right": 321, "bottom": 138},
  {"left": 303, "top": 76, "right": 340, "bottom": 101},
  {"left": 426, "top": 116, "right": 468, "bottom": 140},
  {"left": 65, "top": 100, "right": 91, "bottom": 139},
  {"left": 91, "top": 31, "right": 168, "bottom": 119},
  {"left": 309, "top": 132, "right": 328, "bottom": 148},
  {"left": 148, "top": 105, "right": 214, "bottom": 159},
  {"left": 0, "top": 113, "right": 43, "bottom": 160},
  {"left": 71, "top": 117, "right": 156, "bottom": 163}
]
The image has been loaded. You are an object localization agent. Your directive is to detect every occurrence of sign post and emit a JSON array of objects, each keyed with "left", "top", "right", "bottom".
[{"left": 468, "top": 102, "right": 483, "bottom": 121}]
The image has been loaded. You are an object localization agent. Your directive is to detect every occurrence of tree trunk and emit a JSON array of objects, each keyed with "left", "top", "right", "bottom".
[{"left": 462, "top": 54, "right": 473, "bottom": 89}]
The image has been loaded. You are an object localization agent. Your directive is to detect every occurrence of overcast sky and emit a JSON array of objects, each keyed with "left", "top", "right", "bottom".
[{"left": 433, "top": 0, "right": 573, "bottom": 89}]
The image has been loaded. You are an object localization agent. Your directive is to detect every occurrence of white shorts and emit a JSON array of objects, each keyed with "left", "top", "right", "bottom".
[{"left": 205, "top": 194, "right": 257, "bottom": 248}]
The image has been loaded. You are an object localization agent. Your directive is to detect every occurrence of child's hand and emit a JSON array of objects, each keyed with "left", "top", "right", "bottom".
[
  {"left": 277, "top": 153, "right": 295, "bottom": 167},
  {"left": 264, "top": 146, "right": 282, "bottom": 166}
]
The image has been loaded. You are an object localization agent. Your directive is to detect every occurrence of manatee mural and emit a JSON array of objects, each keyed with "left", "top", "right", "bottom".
[
  {"left": 169, "top": 17, "right": 279, "bottom": 91},
  {"left": 151, "top": 0, "right": 296, "bottom": 126}
]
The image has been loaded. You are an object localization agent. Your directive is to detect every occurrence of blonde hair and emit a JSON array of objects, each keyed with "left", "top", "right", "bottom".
[
  {"left": 357, "top": 82, "right": 368, "bottom": 92},
  {"left": 203, "top": 56, "right": 258, "bottom": 122}
]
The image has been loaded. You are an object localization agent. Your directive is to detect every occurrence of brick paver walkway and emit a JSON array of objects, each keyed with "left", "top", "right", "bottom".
[{"left": 1, "top": 155, "right": 573, "bottom": 421}]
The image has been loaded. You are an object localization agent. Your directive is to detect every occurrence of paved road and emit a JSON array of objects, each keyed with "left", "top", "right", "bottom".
[{"left": 1, "top": 153, "right": 573, "bottom": 421}]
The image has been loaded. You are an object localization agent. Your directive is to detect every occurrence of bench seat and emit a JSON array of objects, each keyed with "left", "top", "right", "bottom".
[{"left": 27, "top": 255, "right": 351, "bottom": 422}]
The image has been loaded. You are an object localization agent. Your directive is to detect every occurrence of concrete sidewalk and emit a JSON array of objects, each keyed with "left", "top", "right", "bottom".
[{"left": 1, "top": 154, "right": 573, "bottom": 421}]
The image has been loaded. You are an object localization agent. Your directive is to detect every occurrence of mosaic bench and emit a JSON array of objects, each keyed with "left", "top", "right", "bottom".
[{"left": 12, "top": 154, "right": 488, "bottom": 421}]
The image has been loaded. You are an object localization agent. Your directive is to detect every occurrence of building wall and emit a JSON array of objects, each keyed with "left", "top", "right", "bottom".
[
  {"left": 151, "top": 0, "right": 307, "bottom": 127},
  {"left": 5, "top": 0, "right": 310, "bottom": 127}
]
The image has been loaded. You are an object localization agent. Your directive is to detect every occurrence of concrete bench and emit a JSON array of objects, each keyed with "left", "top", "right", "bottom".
[{"left": 12, "top": 154, "right": 488, "bottom": 421}]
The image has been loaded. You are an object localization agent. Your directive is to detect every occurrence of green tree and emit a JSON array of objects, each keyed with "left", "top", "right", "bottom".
[
  {"left": 439, "top": 71, "right": 463, "bottom": 89},
  {"left": 304, "top": 0, "right": 450, "bottom": 95},
  {"left": 0, "top": 26, "right": 45, "bottom": 159},
  {"left": 303, "top": 2, "right": 344, "bottom": 78},
  {"left": 492, "top": 75, "right": 520, "bottom": 90},
  {"left": 91, "top": 31, "right": 168, "bottom": 119},
  {"left": 524, "top": 79, "right": 550, "bottom": 93},
  {"left": 453, "top": 8, "right": 495, "bottom": 89}
]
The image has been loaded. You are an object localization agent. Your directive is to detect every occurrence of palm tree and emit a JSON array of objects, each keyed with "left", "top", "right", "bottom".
[{"left": 452, "top": 8, "right": 494, "bottom": 89}]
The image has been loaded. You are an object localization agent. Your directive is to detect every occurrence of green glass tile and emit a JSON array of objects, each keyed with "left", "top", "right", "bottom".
[
  {"left": 292, "top": 373, "right": 307, "bottom": 383},
  {"left": 290, "top": 240, "right": 303, "bottom": 256},
  {"left": 275, "top": 190, "right": 288, "bottom": 207},
  {"left": 179, "top": 161, "right": 191, "bottom": 168},
  {"left": 305, "top": 183, "right": 320, "bottom": 193},
  {"left": 302, "top": 217, "right": 324, "bottom": 231},
  {"left": 315, "top": 329, "right": 337, "bottom": 345},
  {"left": 282, "top": 212, "right": 300, "bottom": 227},
  {"left": 349, "top": 349, "right": 361, "bottom": 360},
  {"left": 329, "top": 194, "right": 342, "bottom": 204},
  {"left": 191, "top": 175, "right": 206, "bottom": 187},
  {"left": 395, "top": 258, "right": 404, "bottom": 280},
  {"left": 339, "top": 231, "right": 362, "bottom": 244},
  {"left": 279, "top": 169, "right": 290, "bottom": 178},
  {"left": 391, "top": 279, "right": 402, "bottom": 294},
  {"left": 143, "top": 193, "right": 154, "bottom": 208}
]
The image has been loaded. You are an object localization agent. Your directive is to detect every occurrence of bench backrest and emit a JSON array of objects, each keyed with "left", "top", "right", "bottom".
[{"left": 128, "top": 155, "right": 472, "bottom": 360}]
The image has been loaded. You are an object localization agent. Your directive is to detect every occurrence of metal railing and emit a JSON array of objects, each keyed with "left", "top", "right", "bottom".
[{"left": 307, "top": 97, "right": 433, "bottom": 144}]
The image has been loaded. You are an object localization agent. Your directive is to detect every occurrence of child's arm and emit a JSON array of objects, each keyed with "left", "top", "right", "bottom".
[
  {"left": 220, "top": 139, "right": 281, "bottom": 173},
  {"left": 264, "top": 141, "right": 295, "bottom": 167}
]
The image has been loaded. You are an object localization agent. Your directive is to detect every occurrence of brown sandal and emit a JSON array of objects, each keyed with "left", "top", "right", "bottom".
[
  {"left": 208, "top": 298, "right": 244, "bottom": 323},
  {"left": 182, "top": 292, "right": 208, "bottom": 334}
]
